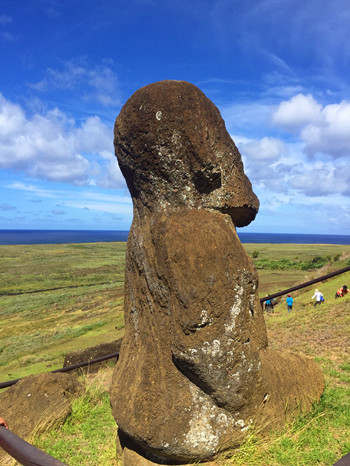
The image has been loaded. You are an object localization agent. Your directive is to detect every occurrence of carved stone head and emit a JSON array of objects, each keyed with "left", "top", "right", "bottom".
[{"left": 114, "top": 80, "right": 259, "bottom": 227}]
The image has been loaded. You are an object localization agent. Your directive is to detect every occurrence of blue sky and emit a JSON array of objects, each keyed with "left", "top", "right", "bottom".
[{"left": 0, "top": 0, "right": 349, "bottom": 235}]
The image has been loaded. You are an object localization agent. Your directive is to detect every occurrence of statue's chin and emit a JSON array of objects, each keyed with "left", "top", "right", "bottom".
[{"left": 218, "top": 205, "right": 258, "bottom": 228}]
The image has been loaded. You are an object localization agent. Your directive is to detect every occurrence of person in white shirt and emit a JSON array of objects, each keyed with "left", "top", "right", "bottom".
[{"left": 312, "top": 289, "right": 324, "bottom": 306}]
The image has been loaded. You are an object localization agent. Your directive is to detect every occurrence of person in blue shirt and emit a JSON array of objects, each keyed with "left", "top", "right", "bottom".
[
  {"left": 286, "top": 294, "right": 293, "bottom": 312},
  {"left": 265, "top": 295, "right": 275, "bottom": 313}
]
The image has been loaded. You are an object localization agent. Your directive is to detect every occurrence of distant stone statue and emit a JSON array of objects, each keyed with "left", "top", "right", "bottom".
[{"left": 110, "top": 80, "right": 324, "bottom": 464}]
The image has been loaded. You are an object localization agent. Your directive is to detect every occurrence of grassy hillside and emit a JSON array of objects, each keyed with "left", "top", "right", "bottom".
[
  {"left": 243, "top": 242, "right": 350, "bottom": 297},
  {"left": 1, "top": 241, "right": 349, "bottom": 380},
  {"left": 1, "top": 241, "right": 350, "bottom": 465},
  {"left": 32, "top": 268, "right": 350, "bottom": 466},
  {"left": 229, "top": 288, "right": 350, "bottom": 465},
  {"left": 0, "top": 242, "right": 126, "bottom": 381},
  {"left": 1, "top": 241, "right": 349, "bottom": 381}
]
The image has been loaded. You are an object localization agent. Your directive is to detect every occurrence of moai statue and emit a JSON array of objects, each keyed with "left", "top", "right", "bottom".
[{"left": 110, "top": 80, "right": 324, "bottom": 464}]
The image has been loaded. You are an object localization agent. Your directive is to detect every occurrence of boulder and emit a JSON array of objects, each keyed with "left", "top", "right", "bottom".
[
  {"left": 0, "top": 372, "right": 83, "bottom": 464},
  {"left": 110, "top": 80, "right": 324, "bottom": 463},
  {"left": 63, "top": 338, "right": 122, "bottom": 373}
]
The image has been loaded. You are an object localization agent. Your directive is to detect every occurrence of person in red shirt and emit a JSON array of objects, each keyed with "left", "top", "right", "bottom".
[{"left": 335, "top": 285, "right": 349, "bottom": 298}]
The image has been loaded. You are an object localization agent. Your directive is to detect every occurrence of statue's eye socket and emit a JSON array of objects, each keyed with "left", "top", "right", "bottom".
[{"left": 192, "top": 170, "right": 221, "bottom": 194}]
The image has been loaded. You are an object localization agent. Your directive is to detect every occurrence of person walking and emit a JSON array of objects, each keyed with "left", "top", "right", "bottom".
[
  {"left": 265, "top": 295, "right": 274, "bottom": 313},
  {"left": 286, "top": 294, "right": 293, "bottom": 312},
  {"left": 312, "top": 289, "right": 324, "bottom": 306}
]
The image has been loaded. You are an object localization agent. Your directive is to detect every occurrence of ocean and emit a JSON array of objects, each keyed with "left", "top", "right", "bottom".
[{"left": 0, "top": 230, "right": 350, "bottom": 245}]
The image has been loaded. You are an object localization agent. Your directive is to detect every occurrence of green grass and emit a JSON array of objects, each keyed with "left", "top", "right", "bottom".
[
  {"left": 243, "top": 243, "right": 350, "bottom": 297},
  {"left": 253, "top": 255, "right": 330, "bottom": 270},
  {"left": 0, "top": 242, "right": 126, "bottom": 294},
  {"left": 33, "top": 373, "right": 118, "bottom": 465},
  {"left": 220, "top": 369, "right": 350, "bottom": 465},
  {"left": 0, "top": 242, "right": 126, "bottom": 381}
]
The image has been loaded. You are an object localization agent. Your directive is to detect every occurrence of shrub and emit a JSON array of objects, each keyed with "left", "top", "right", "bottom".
[{"left": 301, "top": 256, "right": 329, "bottom": 270}]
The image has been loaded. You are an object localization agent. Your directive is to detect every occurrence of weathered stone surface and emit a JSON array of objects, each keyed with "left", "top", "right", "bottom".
[
  {"left": 259, "top": 349, "right": 324, "bottom": 428},
  {"left": 110, "top": 80, "right": 324, "bottom": 463},
  {"left": 0, "top": 372, "right": 83, "bottom": 464},
  {"left": 121, "top": 445, "right": 218, "bottom": 466},
  {"left": 114, "top": 80, "right": 259, "bottom": 227}
]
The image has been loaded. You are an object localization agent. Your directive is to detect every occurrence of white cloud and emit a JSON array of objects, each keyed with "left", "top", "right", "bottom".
[
  {"left": 271, "top": 93, "right": 350, "bottom": 158},
  {"left": 28, "top": 157, "right": 91, "bottom": 184},
  {"left": 229, "top": 91, "right": 350, "bottom": 203},
  {"left": 234, "top": 126, "right": 350, "bottom": 204},
  {"left": 289, "top": 161, "right": 350, "bottom": 197},
  {"left": 239, "top": 136, "right": 286, "bottom": 162},
  {"left": 271, "top": 94, "right": 322, "bottom": 131},
  {"left": 302, "top": 101, "right": 350, "bottom": 156},
  {"left": 2, "top": 87, "right": 348, "bottom": 229},
  {"left": 6, "top": 182, "right": 132, "bottom": 204},
  {"left": 259, "top": 192, "right": 293, "bottom": 210},
  {"left": 236, "top": 135, "right": 288, "bottom": 190},
  {"left": 97, "top": 153, "right": 126, "bottom": 189},
  {"left": 6, "top": 182, "right": 59, "bottom": 198},
  {"left": 87, "top": 66, "right": 121, "bottom": 106},
  {"left": 77, "top": 116, "right": 112, "bottom": 153},
  {"left": 262, "top": 76, "right": 305, "bottom": 99},
  {"left": 0, "top": 94, "right": 125, "bottom": 188},
  {"left": 0, "top": 95, "right": 26, "bottom": 139},
  {"left": 30, "top": 59, "right": 121, "bottom": 107}
]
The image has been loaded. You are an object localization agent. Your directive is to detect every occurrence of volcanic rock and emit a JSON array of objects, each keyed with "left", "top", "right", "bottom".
[
  {"left": 63, "top": 338, "right": 122, "bottom": 373},
  {"left": 0, "top": 372, "right": 83, "bottom": 464},
  {"left": 110, "top": 80, "right": 324, "bottom": 463}
]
